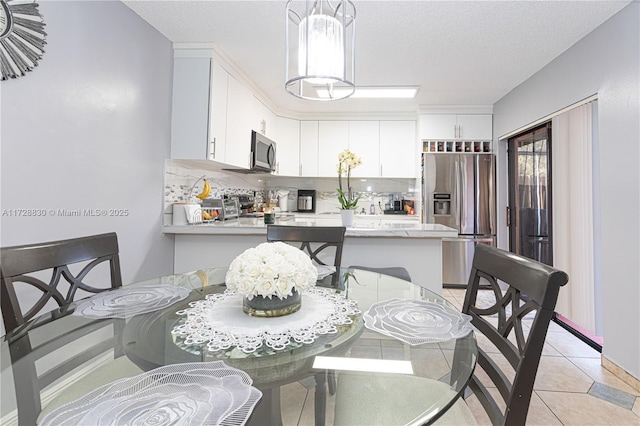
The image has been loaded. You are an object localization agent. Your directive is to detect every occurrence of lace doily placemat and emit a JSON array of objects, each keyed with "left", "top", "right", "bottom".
[
  {"left": 73, "top": 284, "right": 191, "bottom": 319},
  {"left": 39, "top": 361, "right": 262, "bottom": 426},
  {"left": 315, "top": 264, "right": 336, "bottom": 280},
  {"left": 172, "top": 287, "right": 360, "bottom": 354},
  {"left": 364, "top": 298, "right": 473, "bottom": 345}
]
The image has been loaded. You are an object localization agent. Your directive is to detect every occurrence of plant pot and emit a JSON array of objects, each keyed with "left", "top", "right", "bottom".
[
  {"left": 242, "top": 289, "right": 301, "bottom": 317},
  {"left": 341, "top": 209, "right": 355, "bottom": 227}
]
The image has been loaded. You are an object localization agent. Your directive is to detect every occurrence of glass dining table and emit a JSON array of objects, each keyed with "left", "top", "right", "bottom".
[{"left": 0, "top": 267, "right": 477, "bottom": 426}]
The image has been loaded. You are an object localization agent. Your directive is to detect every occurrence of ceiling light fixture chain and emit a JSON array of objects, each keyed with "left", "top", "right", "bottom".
[{"left": 285, "top": 0, "right": 356, "bottom": 101}]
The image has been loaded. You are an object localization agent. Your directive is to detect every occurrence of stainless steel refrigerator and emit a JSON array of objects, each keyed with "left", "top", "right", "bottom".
[{"left": 422, "top": 153, "right": 496, "bottom": 287}]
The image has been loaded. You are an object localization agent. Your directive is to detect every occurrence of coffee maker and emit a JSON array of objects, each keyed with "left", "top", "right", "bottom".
[{"left": 297, "top": 189, "right": 316, "bottom": 213}]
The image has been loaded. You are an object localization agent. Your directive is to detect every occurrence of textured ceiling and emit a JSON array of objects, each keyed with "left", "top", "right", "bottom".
[{"left": 123, "top": 0, "right": 630, "bottom": 115}]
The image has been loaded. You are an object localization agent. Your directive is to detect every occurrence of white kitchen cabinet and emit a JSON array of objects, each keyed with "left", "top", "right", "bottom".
[
  {"left": 348, "top": 121, "right": 380, "bottom": 178},
  {"left": 171, "top": 51, "right": 230, "bottom": 162},
  {"left": 225, "top": 75, "right": 254, "bottom": 169},
  {"left": 273, "top": 117, "right": 300, "bottom": 176},
  {"left": 318, "top": 121, "right": 349, "bottom": 177},
  {"left": 252, "top": 97, "right": 276, "bottom": 139},
  {"left": 300, "top": 120, "right": 416, "bottom": 178},
  {"left": 380, "top": 121, "right": 416, "bottom": 178},
  {"left": 419, "top": 115, "right": 458, "bottom": 141},
  {"left": 208, "top": 60, "right": 228, "bottom": 162},
  {"left": 456, "top": 115, "right": 493, "bottom": 139},
  {"left": 300, "top": 121, "right": 319, "bottom": 176},
  {"left": 420, "top": 114, "right": 492, "bottom": 140},
  {"left": 170, "top": 56, "right": 212, "bottom": 159}
]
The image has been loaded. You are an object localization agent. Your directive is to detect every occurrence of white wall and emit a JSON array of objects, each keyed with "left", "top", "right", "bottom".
[
  {"left": 493, "top": 3, "right": 639, "bottom": 379},
  {"left": 0, "top": 1, "right": 175, "bottom": 334}
]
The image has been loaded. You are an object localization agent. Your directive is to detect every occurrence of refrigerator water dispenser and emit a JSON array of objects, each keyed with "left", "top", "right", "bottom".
[{"left": 433, "top": 193, "right": 451, "bottom": 215}]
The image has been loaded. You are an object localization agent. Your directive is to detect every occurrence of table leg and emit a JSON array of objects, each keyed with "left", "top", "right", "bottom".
[
  {"left": 314, "top": 372, "right": 327, "bottom": 426},
  {"left": 247, "top": 386, "right": 282, "bottom": 426}
]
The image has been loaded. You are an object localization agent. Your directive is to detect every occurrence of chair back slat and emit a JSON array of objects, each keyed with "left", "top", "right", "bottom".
[
  {"left": 267, "top": 225, "right": 345, "bottom": 244},
  {"left": 462, "top": 244, "right": 568, "bottom": 425},
  {"left": 266, "top": 225, "right": 346, "bottom": 285},
  {"left": 1, "top": 233, "right": 122, "bottom": 333},
  {"left": 475, "top": 349, "right": 512, "bottom": 401},
  {"left": 470, "top": 374, "right": 504, "bottom": 425}
]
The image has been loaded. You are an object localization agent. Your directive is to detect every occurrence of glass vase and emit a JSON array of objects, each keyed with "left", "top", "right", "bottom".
[{"left": 242, "top": 289, "right": 301, "bottom": 317}]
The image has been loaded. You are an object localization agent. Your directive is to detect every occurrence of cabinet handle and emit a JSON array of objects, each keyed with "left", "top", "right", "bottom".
[
  {"left": 210, "top": 137, "right": 216, "bottom": 159},
  {"left": 380, "top": 164, "right": 383, "bottom": 177},
  {"left": 506, "top": 206, "right": 511, "bottom": 227},
  {"left": 299, "top": 164, "right": 302, "bottom": 176}
]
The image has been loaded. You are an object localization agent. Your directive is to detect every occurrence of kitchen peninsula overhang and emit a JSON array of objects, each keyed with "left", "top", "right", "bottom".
[
  {"left": 164, "top": 219, "right": 457, "bottom": 295},
  {"left": 163, "top": 219, "right": 457, "bottom": 239}
]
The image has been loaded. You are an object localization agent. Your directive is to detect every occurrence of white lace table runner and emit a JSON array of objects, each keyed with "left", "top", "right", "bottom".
[
  {"left": 73, "top": 284, "right": 191, "bottom": 319},
  {"left": 172, "top": 287, "right": 360, "bottom": 354},
  {"left": 39, "top": 361, "right": 262, "bottom": 426},
  {"left": 364, "top": 298, "right": 473, "bottom": 345}
]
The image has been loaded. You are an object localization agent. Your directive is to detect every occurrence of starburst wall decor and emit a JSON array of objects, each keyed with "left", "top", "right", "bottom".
[{"left": 0, "top": 0, "right": 46, "bottom": 80}]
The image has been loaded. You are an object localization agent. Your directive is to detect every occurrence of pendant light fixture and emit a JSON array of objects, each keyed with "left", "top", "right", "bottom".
[{"left": 285, "top": 0, "right": 356, "bottom": 101}]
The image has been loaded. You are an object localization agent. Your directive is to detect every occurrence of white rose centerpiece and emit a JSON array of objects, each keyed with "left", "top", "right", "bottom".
[{"left": 225, "top": 241, "right": 318, "bottom": 317}]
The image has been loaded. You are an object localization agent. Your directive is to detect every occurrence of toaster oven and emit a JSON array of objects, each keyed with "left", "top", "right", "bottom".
[{"left": 202, "top": 199, "right": 239, "bottom": 221}]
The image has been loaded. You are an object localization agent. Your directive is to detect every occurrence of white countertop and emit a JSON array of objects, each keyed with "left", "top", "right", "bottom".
[{"left": 163, "top": 215, "right": 457, "bottom": 239}]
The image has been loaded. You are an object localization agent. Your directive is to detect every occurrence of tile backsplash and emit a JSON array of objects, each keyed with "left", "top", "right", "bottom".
[
  {"left": 165, "top": 160, "right": 264, "bottom": 204},
  {"left": 164, "top": 159, "right": 420, "bottom": 224}
]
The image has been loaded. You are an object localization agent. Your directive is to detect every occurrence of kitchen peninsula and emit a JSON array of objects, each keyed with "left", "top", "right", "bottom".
[{"left": 163, "top": 216, "right": 457, "bottom": 294}]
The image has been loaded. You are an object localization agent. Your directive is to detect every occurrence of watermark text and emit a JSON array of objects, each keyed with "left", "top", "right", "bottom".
[{"left": 1, "top": 208, "right": 130, "bottom": 217}]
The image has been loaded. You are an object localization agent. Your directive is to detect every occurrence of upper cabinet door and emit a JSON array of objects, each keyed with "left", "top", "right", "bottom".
[
  {"left": 170, "top": 57, "right": 211, "bottom": 159},
  {"left": 318, "top": 121, "right": 349, "bottom": 177},
  {"left": 300, "top": 121, "right": 319, "bottom": 177},
  {"left": 252, "top": 97, "right": 276, "bottom": 139},
  {"left": 348, "top": 121, "right": 380, "bottom": 177},
  {"left": 208, "top": 60, "right": 228, "bottom": 162},
  {"left": 420, "top": 114, "right": 492, "bottom": 140},
  {"left": 225, "top": 75, "right": 253, "bottom": 169},
  {"left": 419, "top": 114, "right": 458, "bottom": 140},
  {"left": 273, "top": 117, "right": 300, "bottom": 176},
  {"left": 380, "top": 121, "right": 416, "bottom": 178},
  {"left": 456, "top": 114, "right": 492, "bottom": 140}
]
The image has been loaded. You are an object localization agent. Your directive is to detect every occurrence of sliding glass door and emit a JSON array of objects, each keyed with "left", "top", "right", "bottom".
[{"left": 507, "top": 123, "right": 553, "bottom": 265}]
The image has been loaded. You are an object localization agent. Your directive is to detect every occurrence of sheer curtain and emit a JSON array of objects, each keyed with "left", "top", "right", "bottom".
[{"left": 552, "top": 102, "right": 596, "bottom": 333}]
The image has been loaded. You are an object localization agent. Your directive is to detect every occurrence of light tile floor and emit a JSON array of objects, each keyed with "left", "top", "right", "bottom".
[
  {"left": 280, "top": 288, "right": 640, "bottom": 425},
  {"left": 443, "top": 288, "right": 640, "bottom": 426}
]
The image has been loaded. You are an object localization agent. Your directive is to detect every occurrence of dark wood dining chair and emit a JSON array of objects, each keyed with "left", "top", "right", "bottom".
[
  {"left": 6, "top": 312, "right": 142, "bottom": 425},
  {"left": 442, "top": 243, "right": 569, "bottom": 425},
  {"left": 334, "top": 244, "right": 569, "bottom": 425},
  {"left": 0, "top": 233, "right": 141, "bottom": 425},
  {"left": 266, "top": 225, "right": 346, "bottom": 286},
  {"left": 1, "top": 232, "right": 123, "bottom": 334},
  {"left": 266, "top": 225, "right": 346, "bottom": 425},
  {"left": 347, "top": 265, "right": 412, "bottom": 282}
]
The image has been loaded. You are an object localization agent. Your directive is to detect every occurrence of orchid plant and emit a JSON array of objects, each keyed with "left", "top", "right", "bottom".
[{"left": 336, "top": 149, "right": 362, "bottom": 210}]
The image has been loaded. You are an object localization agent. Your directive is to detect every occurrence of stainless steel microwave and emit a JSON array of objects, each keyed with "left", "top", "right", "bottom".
[{"left": 251, "top": 131, "right": 276, "bottom": 172}]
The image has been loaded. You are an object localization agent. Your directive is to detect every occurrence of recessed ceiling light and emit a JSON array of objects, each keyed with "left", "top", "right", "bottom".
[{"left": 316, "top": 86, "right": 419, "bottom": 99}]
